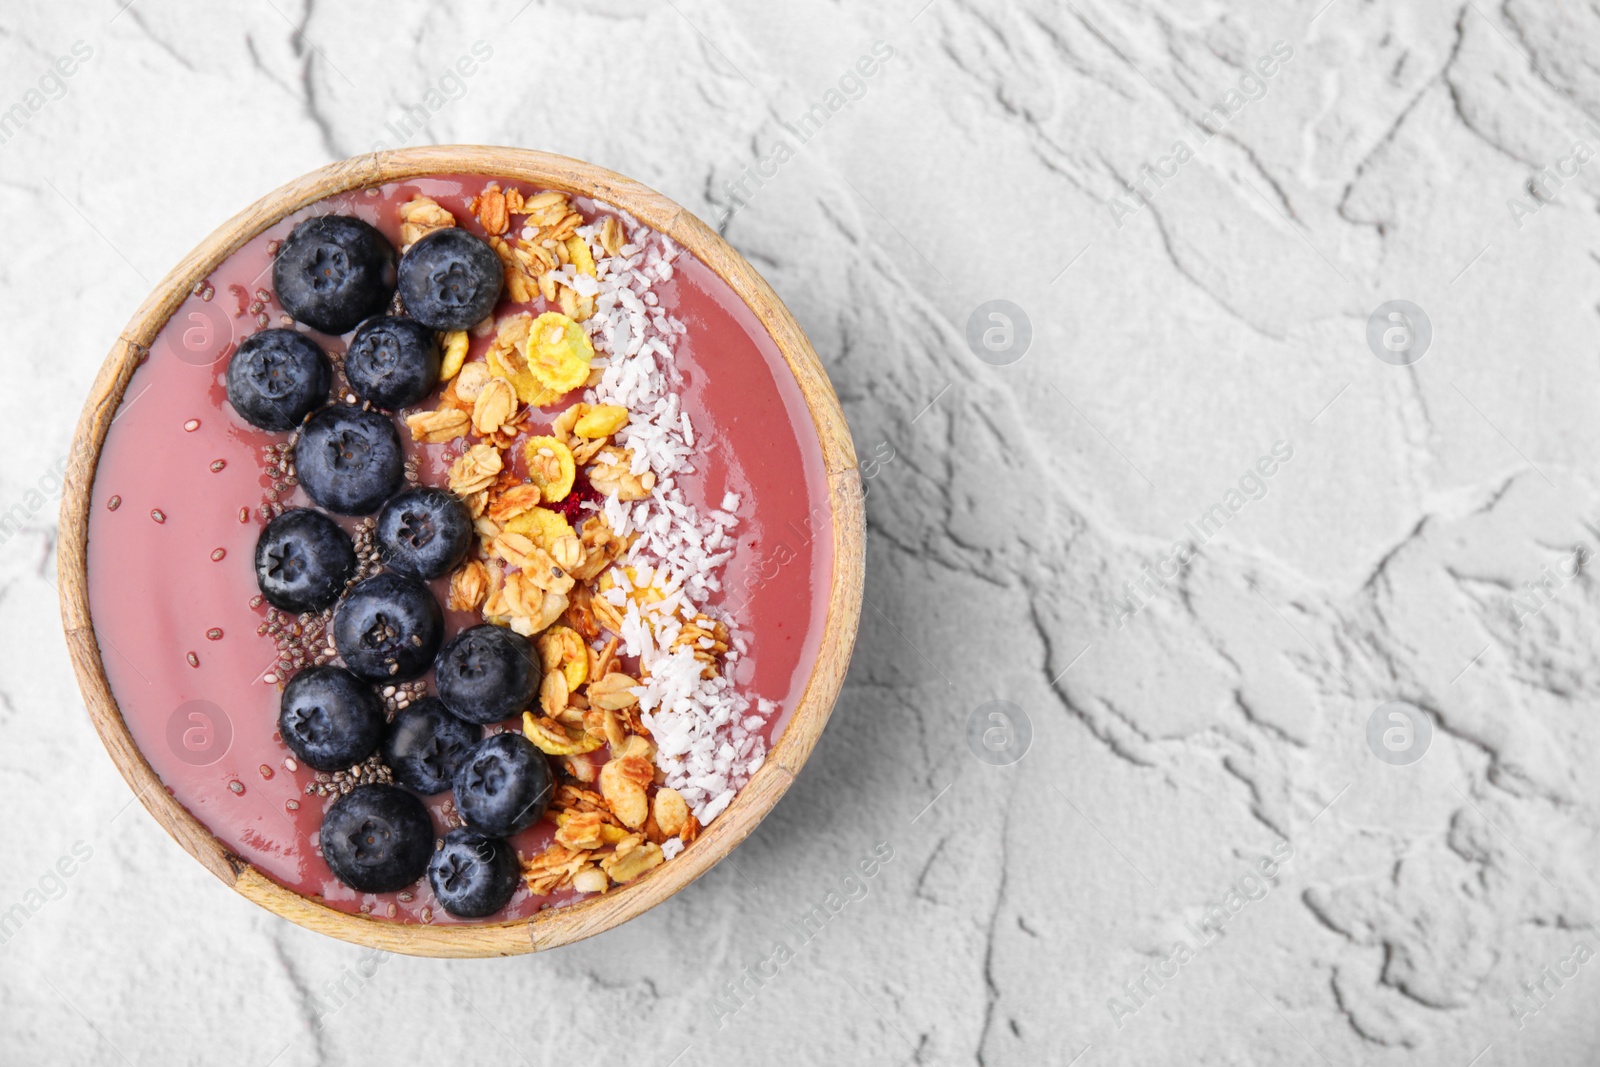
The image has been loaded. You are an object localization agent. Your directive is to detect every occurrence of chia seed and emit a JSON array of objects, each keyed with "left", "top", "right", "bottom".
[
  {"left": 206, "top": 628, "right": 224, "bottom": 641},
  {"left": 258, "top": 764, "right": 274, "bottom": 780},
  {"left": 256, "top": 542, "right": 368, "bottom": 688},
  {"left": 211, "top": 460, "right": 226, "bottom": 472},
  {"left": 228, "top": 780, "right": 244, "bottom": 795},
  {"left": 151, "top": 509, "right": 166, "bottom": 524},
  {"left": 303, "top": 753, "right": 395, "bottom": 796},
  {"left": 184, "top": 419, "right": 200, "bottom": 432},
  {"left": 186, "top": 652, "right": 199, "bottom": 668},
  {"left": 262, "top": 444, "right": 300, "bottom": 514},
  {"left": 439, "top": 798, "right": 464, "bottom": 830},
  {"left": 107, "top": 496, "right": 121, "bottom": 511},
  {"left": 350, "top": 517, "right": 382, "bottom": 581},
  {"left": 211, "top": 548, "right": 226, "bottom": 562},
  {"left": 379, "top": 679, "right": 427, "bottom": 722}
]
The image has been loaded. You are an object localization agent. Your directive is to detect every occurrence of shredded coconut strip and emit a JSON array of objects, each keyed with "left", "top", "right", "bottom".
[{"left": 576, "top": 208, "right": 771, "bottom": 821}]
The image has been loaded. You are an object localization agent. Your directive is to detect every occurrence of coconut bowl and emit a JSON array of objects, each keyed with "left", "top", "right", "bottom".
[{"left": 57, "top": 146, "right": 864, "bottom": 957}]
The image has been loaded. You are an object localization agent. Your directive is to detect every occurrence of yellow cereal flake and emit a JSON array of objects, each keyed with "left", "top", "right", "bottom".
[
  {"left": 523, "top": 312, "right": 593, "bottom": 394},
  {"left": 439, "top": 331, "right": 470, "bottom": 380},
  {"left": 523, "top": 435, "right": 576, "bottom": 502},
  {"left": 554, "top": 810, "right": 631, "bottom": 847},
  {"left": 573, "top": 404, "right": 628, "bottom": 438},
  {"left": 486, "top": 346, "right": 563, "bottom": 408},
  {"left": 523, "top": 712, "right": 603, "bottom": 757},
  {"left": 537, "top": 625, "right": 589, "bottom": 690},
  {"left": 503, "top": 506, "right": 576, "bottom": 553},
  {"left": 483, "top": 316, "right": 565, "bottom": 407},
  {"left": 565, "top": 235, "right": 597, "bottom": 278}
]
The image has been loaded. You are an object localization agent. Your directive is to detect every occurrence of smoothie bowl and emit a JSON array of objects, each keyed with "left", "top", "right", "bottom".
[{"left": 57, "top": 147, "right": 863, "bottom": 956}]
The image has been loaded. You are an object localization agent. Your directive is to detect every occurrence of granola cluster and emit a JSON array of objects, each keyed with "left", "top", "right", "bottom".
[{"left": 395, "top": 187, "right": 730, "bottom": 897}]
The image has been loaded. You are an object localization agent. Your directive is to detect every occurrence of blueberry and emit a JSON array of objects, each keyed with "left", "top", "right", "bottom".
[
  {"left": 397, "top": 228, "right": 504, "bottom": 330},
  {"left": 294, "top": 406, "right": 405, "bottom": 515},
  {"left": 436, "top": 625, "right": 541, "bottom": 725},
  {"left": 333, "top": 572, "right": 443, "bottom": 682},
  {"left": 344, "top": 316, "right": 441, "bottom": 411},
  {"left": 375, "top": 488, "right": 472, "bottom": 580},
  {"left": 278, "top": 665, "right": 384, "bottom": 771},
  {"left": 319, "top": 783, "right": 434, "bottom": 894},
  {"left": 381, "top": 697, "right": 478, "bottom": 795},
  {"left": 273, "top": 215, "right": 397, "bottom": 335},
  {"left": 254, "top": 508, "right": 357, "bottom": 613},
  {"left": 427, "top": 828, "right": 520, "bottom": 918},
  {"left": 225, "top": 329, "right": 331, "bottom": 431},
  {"left": 453, "top": 732, "right": 553, "bottom": 837}
]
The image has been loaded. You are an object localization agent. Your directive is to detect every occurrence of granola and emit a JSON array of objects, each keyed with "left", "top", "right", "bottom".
[
  {"left": 398, "top": 194, "right": 456, "bottom": 250},
  {"left": 348, "top": 183, "right": 764, "bottom": 900}
]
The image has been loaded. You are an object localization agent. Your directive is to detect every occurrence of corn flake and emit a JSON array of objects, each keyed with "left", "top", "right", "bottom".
[
  {"left": 565, "top": 235, "right": 597, "bottom": 278},
  {"left": 503, "top": 506, "right": 576, "bottom": 553},
  {"left": 483, "top": 314, "right": 563, "bottom": 406},
  {"left": 574, "top": 404, "right": 628, "bottom": 439},
  {"left": 523, "top": 435, "right": 576, "bottom": 502},
  {"left": 439, "top": 330, "right": 470, "bottom": 380},
  {"left": 523, "top": 312, "right": 593, "bottom": 394},
  {"left": 523, "top": 711, "right": 603, "bottom": 757},
  {"left": 537, "top": 625, "right": 589, "bottom": 690}
]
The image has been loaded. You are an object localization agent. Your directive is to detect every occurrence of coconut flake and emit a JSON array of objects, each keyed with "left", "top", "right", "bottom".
[{"left": 579, "top": 214, "right": 785, "bottom": 825}]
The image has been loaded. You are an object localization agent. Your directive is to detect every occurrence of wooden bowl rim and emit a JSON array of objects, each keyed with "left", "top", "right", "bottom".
[{"left": 57, "top": 146, "right": 864, "bottom": 958}]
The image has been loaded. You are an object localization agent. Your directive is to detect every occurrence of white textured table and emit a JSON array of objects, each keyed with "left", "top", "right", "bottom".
[{"left": 4, "top": 0, "right": 1598, "bottom": 1063}]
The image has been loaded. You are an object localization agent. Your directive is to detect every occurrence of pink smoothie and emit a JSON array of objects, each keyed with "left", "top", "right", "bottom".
[{"left": 86, "top": 176, "right": 832, "bottom": 924}]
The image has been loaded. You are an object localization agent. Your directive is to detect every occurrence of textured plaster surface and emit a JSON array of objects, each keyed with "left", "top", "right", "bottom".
[{"left": 3, "top": 0, "right": 1600, "bottom": 1063}]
